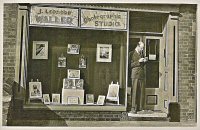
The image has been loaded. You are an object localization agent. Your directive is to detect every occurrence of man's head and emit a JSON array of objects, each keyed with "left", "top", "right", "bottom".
[{"left": 136, "top": 41, "right": 144, "bottom": 53}]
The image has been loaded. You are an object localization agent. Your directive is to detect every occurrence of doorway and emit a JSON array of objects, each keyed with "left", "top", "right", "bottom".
[{"left": 129, "top": 35, "right": 168, "bottom": 113}]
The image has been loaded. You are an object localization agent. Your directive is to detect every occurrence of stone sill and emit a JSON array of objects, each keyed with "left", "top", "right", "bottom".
[{"left": 23, "top": 103, "right": 126, "bottom": 111}]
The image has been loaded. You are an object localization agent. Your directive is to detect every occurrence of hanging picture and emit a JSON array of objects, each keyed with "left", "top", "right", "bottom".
[
  {"left": 96, "top": 95, "right": 106, "bottom": 105},
  {"left": 58, "top": 57, "right": 66, "bottom": 67},
  {"left": 96, "top": 44, "right": 112, "bottom": 62},
  {"left": 67, "top": 44, "right": 80, "bottom": 54},
  {"left": 68, "top": 69, "right": 80, "bottom": 79},
  {"left": 32, "top": 41, "right": 48, "bottom": 59},
  {"left": 79, "top": 55, "right": 87, "bottom": 68},
  {"left": 29, "top": 82, "right": 42, "bottom": 99},
  {"left": 43, "top": 94, "right": 50, "bottom": 104},
  {"left": 86, "top": 94, "right": 94, "bottom": 104},
  {"left": 52, "top": 94, "right": 60, "bottom": 104}
]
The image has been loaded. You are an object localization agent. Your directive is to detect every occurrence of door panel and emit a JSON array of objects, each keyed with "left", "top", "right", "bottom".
[{"left": 144, "top": 37, "right": 166, "bottom": 111}]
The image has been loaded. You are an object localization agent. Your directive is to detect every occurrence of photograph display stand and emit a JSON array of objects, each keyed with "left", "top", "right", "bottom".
[{"left": 106, "top": 81, "right": 120, "bottom": 105}]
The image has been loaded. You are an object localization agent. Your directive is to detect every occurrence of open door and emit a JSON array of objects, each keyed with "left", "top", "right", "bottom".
[{"left": 144, "top": 36, "right": 167, "bottom": 113}]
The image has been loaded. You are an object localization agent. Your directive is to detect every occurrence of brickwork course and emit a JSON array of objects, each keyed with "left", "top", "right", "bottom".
[
  {"left": 178, "top": 5, "right": 197, "bottom": 122},
  {"left": 3, "top": 3, "right": 18, "bottom": 126},
  {"left": 2, "top": 3, "right": 197, "bottom": 125}
]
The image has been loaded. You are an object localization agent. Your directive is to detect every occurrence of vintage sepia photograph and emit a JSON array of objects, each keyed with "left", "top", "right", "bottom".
[
  {"left": 86, "top": 94, "right": 94, "bottom": 104},
  {"left": 58, "top": 56, "right": 66, "bottom": 67},
  {"left": 79, "top": 55, "right": 87, "bottom": 68},
  {"left": 29, "top": 82, "right": 42, "bottom": 99},
  {"left": 67, "top": 69, "right": 80, "bottom": 79},
  {"left": 63, "top": 78, "right": 75, "bottom": 89},
  {"left": 32, "top": 41, "right": 48, "bottom": 59},
  {"left": 96, "top": 44, "right": 112, "bottom": 62},
  {"left": 43, "top": 94, "right": 50, "bottom": 104},
  {"left": 52, "top": 94, "right": 60, "bottom": 104},
  {"left": 1, "top": 1, "right": 199, "bottom": 128},
  {"left": 75, "top": 79, "right": 84, "bottom": 89},
  {"left": 96, "top": 95, "right": 106, "bottom": 105},
  {"left": 67, "top": 44, "right": 80, "bottom": 54},
  {"left": 67, "top": 96, "right": 79, "bottom": 105}
]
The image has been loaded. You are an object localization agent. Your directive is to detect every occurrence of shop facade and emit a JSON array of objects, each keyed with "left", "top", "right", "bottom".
[{"left": 2, "top": 3, "right": 197, "bottom": 126}]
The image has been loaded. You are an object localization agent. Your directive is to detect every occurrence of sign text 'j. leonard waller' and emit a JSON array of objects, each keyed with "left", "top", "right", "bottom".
[
  {"left": 81, "top": 9, "right": 127, "bottom": 30},
  {"left": 30, "top": 6, "right": 79, "bottom": 27}
]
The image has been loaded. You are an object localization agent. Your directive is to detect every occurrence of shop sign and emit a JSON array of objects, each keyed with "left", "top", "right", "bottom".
[
  {"left": 81, "top": 9, "right": 127, "bottom": 30},
  {"left": 30, "top": 6, "right": 79, "bottom": 27}
]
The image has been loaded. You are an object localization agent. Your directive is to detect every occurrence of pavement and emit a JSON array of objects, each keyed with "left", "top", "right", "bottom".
[{"left": 65, "top": 121, "right": 197, "bottom": 127}]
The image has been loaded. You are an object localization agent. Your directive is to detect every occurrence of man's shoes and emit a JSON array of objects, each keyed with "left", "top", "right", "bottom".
[{"left": 129, "top": 108, "right": 137, "bottom": 114}]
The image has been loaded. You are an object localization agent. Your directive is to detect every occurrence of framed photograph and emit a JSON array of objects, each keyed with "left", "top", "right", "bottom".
[
  {"left": 79, "top": 55, "right": 87, "bottom": 68},
  {"left": 32, "top": 41, "right": 48, "bottom": 59},
  {"left": 63, "top": 78, "right": 75, "bottom": 89},
  {"left": 43, "top": 94, "right": 50, "bottom": 104},
  {"left": 58, "top": 57, "right": 66, "bottom": 67},
  {"left": 67, "top": 44, "right": 80, "bottom": 54},
  {"left": 29, "top": 82, "right": 42, "bottom": 99},
  {"left": 146, "top": 95, "right": 157, "bottom": 105},
  {"left": 75, "top": 79, "right": 84, "bottom": 89},
  {"left": 86, "top": 94, "right": 94, "bottom": 104},
  {"left": 52, "top": 94, "right": 60, "bottom": 104},
  {"left": 96, "top": 44, "right": 112, "bottom": 62},
  {"left": 67, "top": 96, "right": 79, "bottom": 105},
  {"left": 68, "top": 69, "right": 80, "bottom": 79},
  {"left": 96, "top": 95, "right": 106, "bottom": 105}
]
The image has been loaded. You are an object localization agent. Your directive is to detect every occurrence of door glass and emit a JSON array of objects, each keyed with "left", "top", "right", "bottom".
[{"left": 145, "top": 39, "right": 160, "bottom": 88}]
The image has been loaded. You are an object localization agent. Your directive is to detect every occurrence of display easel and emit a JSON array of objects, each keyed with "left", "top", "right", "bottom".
[{"left": 106, "top": 82, "right": 120, "bottom": 105}]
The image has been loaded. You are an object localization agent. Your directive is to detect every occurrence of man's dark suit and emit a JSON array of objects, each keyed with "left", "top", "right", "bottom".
[{"left": 130, "top": 50, "right": 145, "bottom": 111}]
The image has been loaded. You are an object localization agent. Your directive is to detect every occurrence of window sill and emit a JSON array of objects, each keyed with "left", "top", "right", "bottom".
[{"left": 23, "top": 103, "right": 126, "bottom": 111}]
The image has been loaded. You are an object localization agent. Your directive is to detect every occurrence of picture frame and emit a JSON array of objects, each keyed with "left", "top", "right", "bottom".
[
  {"left": 29, "top": 82, "right": 42, "bottom": 99},
  {"left": 96, "top": 95, "right": 106, "bottom": 105},
  {"left": 58, "top": 57, "right": 66, "bottom": 67},
  {"left": 52, "top": 94, "right": 60, "bottom": 104},
  {"left": 32, "top": 41, "right": 48, "bottom": 59},
  {"left": 43, "top": 94, "right": 50, "bottom": 104},
  {"left": 68, "top": 69, "right": 80, "bottom": 79},
  {"left": 67, "top": 44, "right": 80, "bottom": 54},
  {"left": 96, "top": 44, "right": 112, "bottom": 62},
  {"left": 75, "top": 79, "right": 84, "bottom": 89},
  {"left": 86, "top": 94, "right": 94, "bottom": 104},
  {"left": 67, "top": 96, "right": 79, "bottom": 105},
  {"left": 79, "top": 55, "right": 87, "bottom": 68},
  {"left": 63, "top": 78, "right": 75, "bottom": 89}
]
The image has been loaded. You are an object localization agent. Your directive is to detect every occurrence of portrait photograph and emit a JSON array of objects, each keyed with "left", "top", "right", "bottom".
[
  {"left": 63, "top": 78, "right": 75, "bottom": 89},
  {"left": 58, "top": 56, "right": 66, "bottom": 67},
  {"left": 32, "top": 41, "right": 48, "bottom": 59},
  {"left": 43, "top": 94, "right": 50, "bottom": 104},
  {"left": 29, "top": 82, "right": 42, "bottom": 99},
  {"left": 96, "top": 95, "right": 106, "bottom": 105},
  {"left": 67, "top": 44, "right": 80, "bottom": 54},
  {"left": 96, "top": 44, "right": 112, "bottom": 62},
  {"left": 79, "top": 55, "right": 87, "bottom": 68},
  {"left": 67, "top": 69, "right": 80, "bottom": 79},
  {"left": 75, "top": 79, "right": 84, "bottom": 89},
  {"left": 86, "top": 94, "right": 94, "bottom": 104},
  {"left": 52, "top": 94, "right": 60, "bottom": 104}
]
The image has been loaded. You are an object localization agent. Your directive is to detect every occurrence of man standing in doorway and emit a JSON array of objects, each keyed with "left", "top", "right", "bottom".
[{"left": 130, "top": 41, "right": 148, "bottom": 113}]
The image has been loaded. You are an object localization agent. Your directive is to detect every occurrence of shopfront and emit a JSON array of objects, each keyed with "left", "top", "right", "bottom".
[{"left": 13, "top": 3, "right": 180, "bottom": 117}]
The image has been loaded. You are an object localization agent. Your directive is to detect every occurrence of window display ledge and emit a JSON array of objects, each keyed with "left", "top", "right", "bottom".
[{"left": 23, "top": 103, "right": 126, "bottom": 111}]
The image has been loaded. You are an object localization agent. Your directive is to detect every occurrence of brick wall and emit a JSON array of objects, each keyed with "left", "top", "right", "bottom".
[
  {"left": 2, "top": 3, "right": 197, "bottom": 124},
  {"left": 178, "top": 5, "right": 196, "bottom": 122},
  {"left": 3, "top": 3, "right": 18, "bottom": 125}
]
